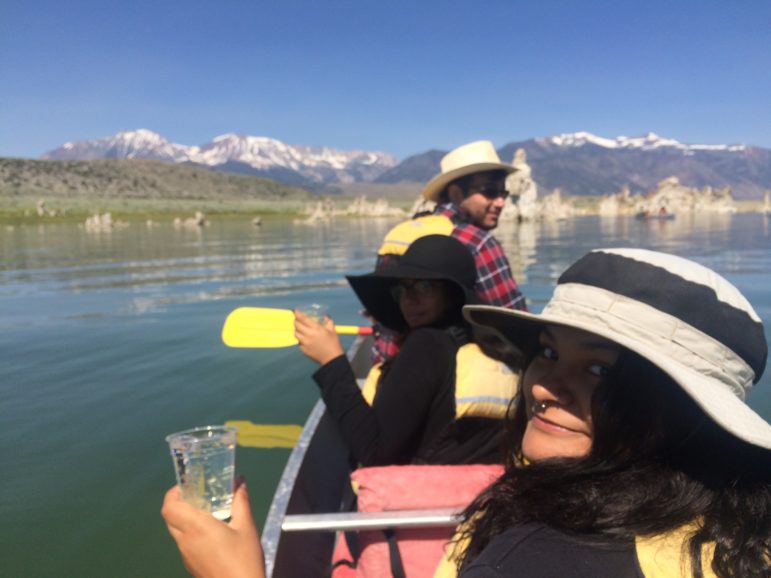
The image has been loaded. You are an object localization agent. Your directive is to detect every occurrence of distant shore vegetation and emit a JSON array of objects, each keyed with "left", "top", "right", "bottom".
[
  {"left": 0, "top": 157, "right": 765, "bottom": 225},
  {"left": 0, "top": 157, "right": 422, "bottom": 224}
]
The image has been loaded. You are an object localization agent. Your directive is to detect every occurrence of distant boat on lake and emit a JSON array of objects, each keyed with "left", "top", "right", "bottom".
[{"left": 635, "top": 209, "right": 676, "bottom": 221}]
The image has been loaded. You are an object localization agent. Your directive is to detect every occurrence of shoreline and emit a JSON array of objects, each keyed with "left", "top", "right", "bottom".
[
  {"left": 0, "top": 195, "right": 765, "bottom": 226},
  {"left": 0, "top": 195, "right": 417, "bottom": 225}
]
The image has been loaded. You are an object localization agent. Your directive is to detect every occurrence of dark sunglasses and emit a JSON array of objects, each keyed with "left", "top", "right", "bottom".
[
  {"left": 467, "top": 184, "right": 510, "bottom": 200},
  {"left": 390, "top": 279, "right": 436, "bottom": 302}
]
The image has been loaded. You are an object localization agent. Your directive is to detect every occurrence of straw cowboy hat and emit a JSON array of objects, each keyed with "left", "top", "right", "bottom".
[
  {"left": 421, "top": 140, "right": 517, "bottom": 202},
  {"left": 464, "top": 248, "right": 771, "bottom": 450},
  {"left": 347, "top": 235, "right": 481, "bottom": 332}
]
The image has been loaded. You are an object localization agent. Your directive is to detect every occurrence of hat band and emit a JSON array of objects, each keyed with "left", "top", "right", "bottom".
[
  {"left": 560, "top": 249, "right": 766, "bottom": 376},
  {"left": 545, "top": 284, "right": 755, "bottom": 399}
]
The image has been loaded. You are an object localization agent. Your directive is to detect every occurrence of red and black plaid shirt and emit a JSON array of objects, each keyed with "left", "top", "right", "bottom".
[
  {"left": 436, "top": 203, "right": 527, "bottom": 310},
  {"left": 372, "top": 203, "right": 527, "bottom": 363}
]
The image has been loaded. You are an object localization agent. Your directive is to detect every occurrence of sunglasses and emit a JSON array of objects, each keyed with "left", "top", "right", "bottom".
[
  {"left": 390, "top": 279, "right": 436, "bottom": 302},
  {"left": 466, "top": 184, "right": 510, "bottom": 200}
]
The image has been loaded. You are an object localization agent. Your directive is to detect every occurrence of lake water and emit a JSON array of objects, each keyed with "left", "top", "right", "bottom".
[{"left": 2, "top": 213, "right": 770, "bottom": 577}]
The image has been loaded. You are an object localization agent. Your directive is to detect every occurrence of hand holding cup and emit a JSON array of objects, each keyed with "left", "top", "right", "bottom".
[
  {"left": 294, "top": 308, "right": 344, "bottom": 365},
  {"left": 162, "top": 481, "right": 265, "bottom": 578},
  {"left": 166, "top": 426, "right": 237, "bottom": 521}
]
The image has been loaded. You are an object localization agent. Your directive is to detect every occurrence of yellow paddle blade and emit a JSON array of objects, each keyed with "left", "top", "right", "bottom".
[
  {"left": 221, "top": 306, "right": 372, "bottom": 348},
  {"left": 225, "top": 420, "right": 302, "bottom": 449},
  {"left": 222, "top": 307, "right": 299, "bottom": 348}
]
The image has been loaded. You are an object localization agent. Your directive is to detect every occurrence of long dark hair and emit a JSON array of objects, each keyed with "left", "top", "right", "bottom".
[{"left": 456, "top": 349, "right": 771, "bottom": 577}]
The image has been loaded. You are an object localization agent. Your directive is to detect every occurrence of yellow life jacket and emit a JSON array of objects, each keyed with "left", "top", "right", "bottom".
[
  {"left": 377, "top": 214, "right": 454, "bottom": 257},
  {"left": 361, "top": 342, "right": 517, "bottom": 420},
  {"left": 432, "top": 531, "right": 467, "bottom": 578},
  {"left": 432, "top": 523, "right": 719, "bottom": 578},
  {"left": 635, "top": 524, "right": 717, "bottom": 578}
]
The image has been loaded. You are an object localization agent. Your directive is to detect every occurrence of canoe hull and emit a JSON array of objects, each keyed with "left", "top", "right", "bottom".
[
  {"left": 635, "top": 212, "right": 676, "bottom": 221},
  {"left": 262, "top": 335, "right": 372, "bottom": 578}
]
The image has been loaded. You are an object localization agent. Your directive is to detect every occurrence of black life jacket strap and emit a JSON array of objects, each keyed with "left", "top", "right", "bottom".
[
  {"left": 383, "top": 528, "right": 407, "bottom": 578},
  {"left": 332, "top": 528, "right": 406, "bottom": 578}
]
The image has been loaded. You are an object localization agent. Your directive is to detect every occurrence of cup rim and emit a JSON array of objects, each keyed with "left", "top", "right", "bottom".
[
  {"left": 296, "top": 303, "right": 328, "bottom": 312},
  {"left": 165, "top": 425, "right": 237, "bottom": 444}
]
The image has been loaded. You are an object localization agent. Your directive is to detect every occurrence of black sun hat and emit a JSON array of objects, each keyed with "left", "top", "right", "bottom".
[{"left": 347, "top": 235, "right": 481, "bottom": 332}]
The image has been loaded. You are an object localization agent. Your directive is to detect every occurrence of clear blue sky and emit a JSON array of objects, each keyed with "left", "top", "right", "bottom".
[{"left": 1, "top": 0, "right": 770, "bottom": 160}]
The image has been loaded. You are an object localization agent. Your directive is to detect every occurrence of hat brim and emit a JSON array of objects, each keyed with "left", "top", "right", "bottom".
[
  {"left": 349, "top": 267, "right": 481, "bottom": 332},
  {"left": 463, "top": 304, "right": 771, "bottom": 451},
  {"left": 421, "top": 162, "right": 517, "bottom": 202}
]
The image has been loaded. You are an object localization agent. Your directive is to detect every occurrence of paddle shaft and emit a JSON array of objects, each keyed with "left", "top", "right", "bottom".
[{"left": 334, "top": 325, "right": 371, "bottom": 335}]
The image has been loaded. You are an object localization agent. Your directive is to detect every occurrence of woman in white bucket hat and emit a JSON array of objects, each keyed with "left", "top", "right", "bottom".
[
  {"left": 451, "top": 248, "right": 770, "bottom": 577},
  {"left": 161, "top": 248, "right": 770, "bottom": 578}
]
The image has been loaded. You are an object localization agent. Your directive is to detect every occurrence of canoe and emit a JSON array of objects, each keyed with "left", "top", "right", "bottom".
[
  {"left": 261, "top": 334, "right": 462, "bottom": 577},
  {"left": 261, "top": 334, "right": 370, "bottom": 577},
  {"left": 635, "top": 212, "right": 676, "bottom": 221},
  {"left": 261, "top": 403, "right": 353, "bottom": 577}
]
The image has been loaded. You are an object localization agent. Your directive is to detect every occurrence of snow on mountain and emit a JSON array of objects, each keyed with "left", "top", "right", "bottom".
[
  {"left": 42, "top": 129, "right": 757, "bottom": 192},
  {"left": 186, "top": 133, "right": 397, "bottom": 184},
  {"left": 42, "top": 130, "right": 397, "bottom": 185},
  {"left": 44, "top": 129, "right": 195, "bottom": 162},
  {"left": 539, "top": 131, "right": 746, "bottom": 153},
  {"left": 191, "top": 133, "right": 390, "bottom": 172},
  {"left": 193, "top": 134, "right": 294, "bottom": 168}
]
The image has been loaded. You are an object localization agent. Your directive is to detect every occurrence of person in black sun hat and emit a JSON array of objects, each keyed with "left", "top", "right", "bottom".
[{"left": 294, "top": 234, "right": 518, "bottom": 467}]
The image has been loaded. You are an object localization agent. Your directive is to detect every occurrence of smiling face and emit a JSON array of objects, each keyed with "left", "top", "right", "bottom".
[
  {"left": 448, "top": 171, "right": 508, "bottom": 230},
  {"left": 521, "top": 325, "right": 621, "bottom": 462},
  {"left": 394, "top": 279, "right": 454, "bottom": 328}
]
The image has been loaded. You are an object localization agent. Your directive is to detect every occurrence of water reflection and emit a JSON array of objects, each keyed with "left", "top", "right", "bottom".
[
  {"left": 2, "top": 214, "right": 767, "bottom": 324},
  {"left": 0, "top": 218, "right": 400, "bottom": 324}
]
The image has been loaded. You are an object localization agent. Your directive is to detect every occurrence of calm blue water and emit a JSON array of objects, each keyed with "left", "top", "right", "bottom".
[{"left": 1, "top": 213, "right": 769, "bottom": 577}]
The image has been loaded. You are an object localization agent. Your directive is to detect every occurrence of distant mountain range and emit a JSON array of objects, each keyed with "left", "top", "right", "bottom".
[
  {"left": 380, "top": 133, "right": 771, "bottom": 200},
  {"left": 42, "top": 130, "right": 397, "bottom": 189},
  {"left": 42, "top": 130, "right": 771, "bottom": 199}
]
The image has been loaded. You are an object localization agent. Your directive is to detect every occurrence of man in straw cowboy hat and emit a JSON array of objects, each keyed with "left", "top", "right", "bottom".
[{"left": 373, "top": 140, "right": 527, "bottom": 362}]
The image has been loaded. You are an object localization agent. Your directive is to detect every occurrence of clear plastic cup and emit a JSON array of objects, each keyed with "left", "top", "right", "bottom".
[
  {"left": 296, "top": 303, "right": 329, "bottom": 323},
  {"left": 166, "top": 425, "right": 237, "bottom": 521}
]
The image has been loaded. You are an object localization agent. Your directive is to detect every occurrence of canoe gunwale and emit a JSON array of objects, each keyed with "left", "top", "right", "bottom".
[
  {"left": 261, "top": 397, "right": 327, "bottom": 577},
  {"left": 261, "top": 334, "right": 372, "bottom": 578},
  {"left": 281, "top": 507, "right": 460, "bottom": 532}
]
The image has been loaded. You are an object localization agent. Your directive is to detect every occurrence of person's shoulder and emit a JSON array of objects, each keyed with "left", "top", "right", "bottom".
[
  {"left": 433, "top": 203, "right": 457, "bottom": 218},
  {"left": 450, "top": 223, "right": 498, "bottom": 251},
  {"left": 402, "top": 327, "right": 458, "bottom": 350},
  {"left": 404, "top": 326, "right": 454, "bottom": 342},
  {"left": 396, "top": 329, "right": 457, "bottom": 370},
  {"left": 463, "top": 523, "right": 641, "bottom": 578}
]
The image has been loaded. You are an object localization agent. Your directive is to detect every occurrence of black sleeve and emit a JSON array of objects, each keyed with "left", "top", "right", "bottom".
[{"left": 313, "top": 329, "right": 455, "bottom": 466}]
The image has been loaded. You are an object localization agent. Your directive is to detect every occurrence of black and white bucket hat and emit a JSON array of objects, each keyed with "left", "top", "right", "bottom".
[{"left": 464, "top": 248, "right": 770, "bottom": 450}]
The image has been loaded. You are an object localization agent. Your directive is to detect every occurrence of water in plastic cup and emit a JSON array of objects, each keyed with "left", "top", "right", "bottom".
[
  {"left": 166, "top": 425, "right": 237, "bottom": 521},
  {"left": 296, "top": 303, "right": 328, "bottom": 323}
]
